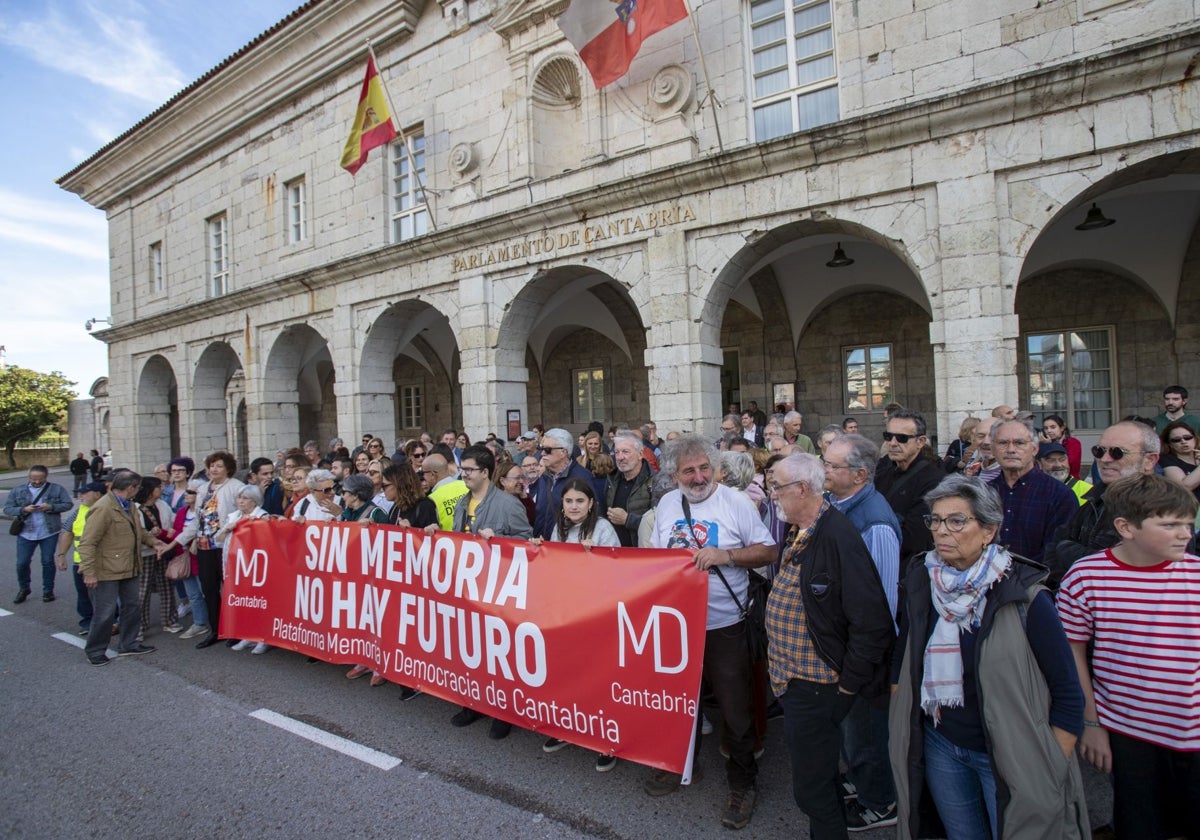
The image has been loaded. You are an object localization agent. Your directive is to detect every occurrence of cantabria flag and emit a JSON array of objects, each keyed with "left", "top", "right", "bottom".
[{"left": 557, "top": 0, "right": 688, "bottom": 89}]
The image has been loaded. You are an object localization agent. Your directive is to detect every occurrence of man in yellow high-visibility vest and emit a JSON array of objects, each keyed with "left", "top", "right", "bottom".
[{"left": 54, "top": 482, "right": 106, "bottom": 635}]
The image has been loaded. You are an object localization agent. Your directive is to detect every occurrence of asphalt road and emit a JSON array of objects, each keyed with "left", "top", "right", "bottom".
[{"left": 0, "top": 474, "right": 1113, "bottom": 839}]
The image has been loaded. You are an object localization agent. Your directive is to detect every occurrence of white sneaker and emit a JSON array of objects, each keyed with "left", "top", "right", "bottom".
[
  {"left": 230, "top": 639, "right": 253, "bottom": 651},
  {"left": 251, "top": 642, "right": 270, "bottom": 655},
  {"left": 180, "top": 624, "right": 208, "bottom": 640}
]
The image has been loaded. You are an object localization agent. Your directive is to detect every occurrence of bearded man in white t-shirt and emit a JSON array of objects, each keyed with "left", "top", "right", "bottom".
[{"left": 644, "top": 434, "right": 776, "bottom": 830}]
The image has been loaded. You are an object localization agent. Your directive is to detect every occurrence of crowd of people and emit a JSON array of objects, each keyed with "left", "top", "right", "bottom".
[{"left": 7, "top": 390, "right": 1199, "bottom": 838}]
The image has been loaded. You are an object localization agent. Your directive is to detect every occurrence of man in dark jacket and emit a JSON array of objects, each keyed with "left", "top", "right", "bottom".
[
  {"left": 874, "top": 409, "right": 943, "bottom": 572},
  {"left": 766, "top": 453, "right": 895, "bottom": 838},
  {"left": 1044, "top": 420, "right": 1160, "bottom": 587},
  {"left": 605, "top": 431, "right": 653, "bottom": 546},
  {"left": 532, "top": 428, "right": 593, "bottom": 539}
]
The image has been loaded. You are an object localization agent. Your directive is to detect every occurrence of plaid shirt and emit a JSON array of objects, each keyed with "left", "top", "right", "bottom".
[
  {"left": 989, "top": 466, "right": 1077, "bottom": 564},
  {"left": 766, "top": 499, "right": 839, "bottom": 694}
]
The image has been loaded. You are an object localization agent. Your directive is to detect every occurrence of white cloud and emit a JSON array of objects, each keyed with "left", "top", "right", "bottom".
[
  {"left": 0, "top": 2, "right": 187, "bottom": 104},
  {"left": 0, "top": 188, "right": 108, "bottom": 261}
]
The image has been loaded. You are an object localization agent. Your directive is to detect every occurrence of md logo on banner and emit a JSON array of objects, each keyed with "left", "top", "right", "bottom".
[
  {"left": 235, "top": 547, "right": 270, "bottom": 587},
  {"left": 616, "top": 601, "right": 687, "bottom": 674}
]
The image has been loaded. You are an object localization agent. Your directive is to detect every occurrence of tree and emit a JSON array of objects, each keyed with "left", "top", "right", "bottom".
[{"left": 0, "top": 366, "right": 76, "bottom": 469}]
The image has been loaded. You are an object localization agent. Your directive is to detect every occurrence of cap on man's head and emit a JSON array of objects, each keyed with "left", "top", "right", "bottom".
[
  {"left": 81, "top": 481, "right": 107, "bottom": 494},
  {"left": 519, "top": 430, "right": 538, "bottom": 441},
  {"left": 1037, "top": 441, "right": 1068, "bottom": 459}
]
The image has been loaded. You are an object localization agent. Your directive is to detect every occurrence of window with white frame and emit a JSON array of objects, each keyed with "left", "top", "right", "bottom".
[
  {"left": 1025, "top": 327, "right": 1116, "bottom": 431},
  {"left": 286, "top": 178, "right": 307, "bottom": 244},
  {"left": 574, "top": 368, "right": 606, "bottom": 424},
  {"left": 149, "top": 241, "right": 164, "bottom": 293},
  {"left": 400, "top": 384, "right": 422, "bottom": 430},
  {"left": 391, "top": 131, "right": 428, "bottom": 242},
  {"left": 207, "top": 213, "right": 229, "bottom": 297},
  {"left": 748, "top": 0, "right": 839, "bottom": 142},
  {"left": 843, "top": 345, "right": 891, "bottom": 411}
]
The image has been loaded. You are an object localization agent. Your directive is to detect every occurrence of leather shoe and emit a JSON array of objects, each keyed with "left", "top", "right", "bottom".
[
  {"left": 88, "top": 654, "right": 112, "bottom": 666},
  {"left": 42, "top": 591, "right": 55, "bottom": 602},
  {"left": 450, "top": 707, "right": 483, "bottom": 727},
  {"left": 195, "top": 634, "right": 220, "bottom": 649},
  {"left": 118, "top": 643, "right": 155, "bottom": 656},
  {"left": 13, "top": 589, "right": 30, "bottom": 604}
]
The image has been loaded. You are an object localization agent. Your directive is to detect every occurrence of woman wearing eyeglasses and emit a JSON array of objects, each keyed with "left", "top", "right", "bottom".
[
  {"left": 890, "top": 475, "right": 1088, "bottom": 840},
  {"left": 1159, "top": 420, "right": 1200, "bottom": 502},
  {"left": 291, "top": 469, "right": 342, "bottom": 521}
]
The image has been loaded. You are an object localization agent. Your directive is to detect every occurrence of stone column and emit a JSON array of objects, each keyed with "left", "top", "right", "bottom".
[{"left": 457, "top": 273, "right": 529, "bottom": 439}]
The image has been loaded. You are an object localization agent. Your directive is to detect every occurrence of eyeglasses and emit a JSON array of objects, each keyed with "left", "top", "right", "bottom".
[
  {"left": 823, "top": 462, "right": 853, "bottom": 471},
  {"left": 459, "top": 466, "right": 485, "bottom": 476},
  {"left": 411, "top": 452, "right": 426, "bottom": 459},
  {"left": 315, "top": 486, "right": 335, "bottom": 495},
  {"left": 720, "top": 426, "right": 736, "bottom": 433},
  {"left": 769, "top": 479, "right": 805, "bottom": 495},
  {"left": 1170, "top": 435, "right": 1195, "bottom": 444},
  {"left": 367, "top": 469, "right": 382, "bottom": 475},
  {"left": 882, "top": 432, "right": 917, "bottom": 443},
  {"left": 381, "top": 482, "right": 394, "bottom": 489},
  {"left": 1091, "top": 445, "right": 1142, "bottom": 461},
  {"left": 923, "top": 514, "right": 976, "bottom": 532},
  {"left": 541, "top": 446, "right": 564, "bottom": 454}
]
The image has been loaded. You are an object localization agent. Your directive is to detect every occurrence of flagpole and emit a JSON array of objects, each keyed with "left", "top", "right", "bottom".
[
  {"left": 681, "top": 0, "right": 724, "bottom": 154},
  {"left": 366, "top": 40, "right": 438, "bottom": 232}
]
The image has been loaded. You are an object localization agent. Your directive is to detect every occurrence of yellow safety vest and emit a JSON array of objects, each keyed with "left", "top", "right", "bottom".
[{"left": 71, "top": 503, "right": 91, "bottom": 564}]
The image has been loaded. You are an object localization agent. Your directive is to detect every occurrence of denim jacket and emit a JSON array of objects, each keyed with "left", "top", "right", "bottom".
[{"left": 4, "top": 481, "right": 74, "bottom": 536}]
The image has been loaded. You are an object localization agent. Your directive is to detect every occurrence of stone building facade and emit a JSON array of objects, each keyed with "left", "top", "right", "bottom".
[{"left": 59, "top": 0, "right": 1200, "bottom": 467}]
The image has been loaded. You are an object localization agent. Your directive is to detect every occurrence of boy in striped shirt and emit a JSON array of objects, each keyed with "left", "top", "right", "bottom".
[{"left": 1058, "top": 473, "right": 1199, "bottom": 839}]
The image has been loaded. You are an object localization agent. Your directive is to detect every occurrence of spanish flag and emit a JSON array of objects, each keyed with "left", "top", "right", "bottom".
[{"left": 340, "top": 54, "right": 398, "bottom": 175}]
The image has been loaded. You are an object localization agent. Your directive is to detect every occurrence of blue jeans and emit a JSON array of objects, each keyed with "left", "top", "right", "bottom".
[
  {"left": 181, "top": 575, "right": 209, "bottom": 628},
  {"left": 923, "top": 722, "right": 998, "bottom": 840},
  {"left": 72, "top": 563, "right": 93, "bottom": 631},
  {"left": 16, "top": 534, "right": 58, "bottom": 594}
]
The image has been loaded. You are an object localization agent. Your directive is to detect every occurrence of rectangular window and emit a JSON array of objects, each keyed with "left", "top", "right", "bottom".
[
  {"left": 207, "top": 213, "right": 229, "bottom": 297},
  {"left": 1025, "top": 327, "right": 1115, "bottom": 431},
  {"left": 149, "top": 241, "right": 164, "bottom": 293},
  {"left": 748, "top": 0, "right": 839, "bottom": 142},
  {"left": 391, "top": 131, "right": 428, "bottom": 243},
  {"left": 574, "top": 368, "right": 606, "bottom": 424},
  {"left": 287, "top": 178, "right": 307, "bottom": 244},
  {"left": 400, "top": 384, "right": 422, "bottom": 430},
  {"left": 843, "top": 344, "right": 892, "bottom": 411}
]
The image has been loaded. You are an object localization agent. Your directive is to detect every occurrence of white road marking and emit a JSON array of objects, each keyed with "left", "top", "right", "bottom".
[
  {"left": 249, "top": 708, "right": 402, "bottom": 770},
  {"left": 51, "top": 631, "right": 116, "bottom": 657},
  {"left": 0, "top": 608, "right": 12, "bottom": 617}
]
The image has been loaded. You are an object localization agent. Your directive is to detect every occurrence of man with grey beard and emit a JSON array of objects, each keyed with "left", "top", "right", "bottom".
[{"left": 1037, "top": 441, "right": 1090, "bottom": 505}]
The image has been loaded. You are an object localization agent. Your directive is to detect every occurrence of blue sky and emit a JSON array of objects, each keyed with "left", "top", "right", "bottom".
[{"left": 0, "top": 0, "right": 301, "bottom": 395}]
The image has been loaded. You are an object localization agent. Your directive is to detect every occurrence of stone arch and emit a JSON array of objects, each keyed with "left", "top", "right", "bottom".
[
  {"left": 136, "top": 355, "right": 179, "bottom": 468},
  {"left": 497, "top": 264, "right": 649, "bottom": 428},
  {"left": 262, "top": 324, "right": 336, "bottom": 452},
  {"left": 707, "top": 220, "right": 931, "bottom": 434},
  {"left": 359, "top": 300, "right": 459, "bottom": 442},
  {"left": 192, "top": 341, "right": 244, "bottom": 457}
]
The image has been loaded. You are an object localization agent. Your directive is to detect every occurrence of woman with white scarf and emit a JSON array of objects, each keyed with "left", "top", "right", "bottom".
[{"left": 889, "top": 475, "right": 1088, "bottom": 840}]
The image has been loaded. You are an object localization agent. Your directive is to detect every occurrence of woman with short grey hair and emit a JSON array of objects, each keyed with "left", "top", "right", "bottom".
[
  {"left": 292, "top": 468, "right": 341, "bottom": 522},
  {"left": 890, "top": 473, "right": 1087, "bottom": 839}
]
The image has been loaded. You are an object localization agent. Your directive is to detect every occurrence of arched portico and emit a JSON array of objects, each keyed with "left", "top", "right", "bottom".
[
  {"left": 358, "top": 300, "right": 459, "bottom": 446},
  {"left": 494, "top": 264, "right": 650, "bottom": 434},
  {"left": 261, "top": 325, "right": 336, "bottom": 452},
  {"left": 192, "top": 341, "right": 244, "bottom": 457},
  {"left": 136, "top": 355, "right": 179, "bottom": 468}
]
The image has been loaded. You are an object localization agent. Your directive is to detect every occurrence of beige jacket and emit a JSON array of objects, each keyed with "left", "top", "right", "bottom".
[{"left": 77, "top": 492, "right": 158, "bottom": 581}]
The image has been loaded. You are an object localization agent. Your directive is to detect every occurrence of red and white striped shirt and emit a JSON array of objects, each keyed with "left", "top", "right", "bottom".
[{"left": 1057, "top": 550, "right": 1200, "bottom": 751}]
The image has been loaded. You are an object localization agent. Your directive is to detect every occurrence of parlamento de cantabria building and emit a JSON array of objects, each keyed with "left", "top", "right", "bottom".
[{"left": 60, "top": 0, "right": 1200, "bottom": 468}]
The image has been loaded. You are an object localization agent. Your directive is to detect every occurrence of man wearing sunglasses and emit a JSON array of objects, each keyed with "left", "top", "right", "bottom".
[
  {"left": 1045, "top": 421, "right": 1161, "bottom": 588},
  {"left": 531, "top": 428, "right": 593, "bottom": 539},
  {"left": 874, "top": 409, "right": 944, "bottom": 571}
]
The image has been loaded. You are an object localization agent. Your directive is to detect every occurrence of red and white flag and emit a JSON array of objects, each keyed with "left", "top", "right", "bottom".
[{"left": 557, "top": 0, "right": 688, "bottom": 89}]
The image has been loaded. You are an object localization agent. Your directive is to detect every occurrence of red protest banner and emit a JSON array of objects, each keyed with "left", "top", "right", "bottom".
[{"left": 221, "top": 519, "right": 707, "bottom": 773}]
